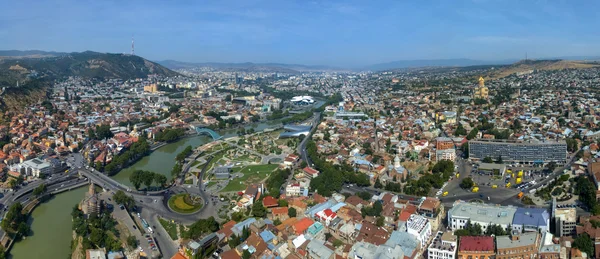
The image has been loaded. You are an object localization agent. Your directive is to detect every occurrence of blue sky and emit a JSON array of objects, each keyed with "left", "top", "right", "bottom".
[{"left": 1, "top": 0, "right": 599, "bottom": 66}]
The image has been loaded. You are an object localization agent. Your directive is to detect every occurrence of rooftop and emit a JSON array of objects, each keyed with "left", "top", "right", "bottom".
[
  {"left": 554, "top": 208, "right": 577, "bottom": 222},
  {"left": 496, "top": 233, "right": 539, "bottom": 250},
  {"left": 428, "top": 231, "right": 457, "bottom": 253},
  {"left": 449, "top": 201, "right": 516, "bottom": 226},
  {"left": 459, "top": 236, "right": 495, "bottom": 252}
]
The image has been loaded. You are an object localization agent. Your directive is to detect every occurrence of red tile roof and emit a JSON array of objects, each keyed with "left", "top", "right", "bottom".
[
  {"left": 272, "top": 207, "right": 289, "bottom": 216},
  {"left": 293, "top": 217, "right": 314, "bottom": 235},
  {"left": 459, "top": 236, "right": 495, "bottom": 252},
  {"left": 262, "top": 196, "right": 278, "bottom": 208},
  {"left": 303, "top": 167, "right": 319, "bottom": 175}
]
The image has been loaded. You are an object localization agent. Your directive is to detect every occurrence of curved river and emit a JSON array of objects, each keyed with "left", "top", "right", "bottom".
[{"left": 10, "top": 120, "right": 281, "bottom": 258}]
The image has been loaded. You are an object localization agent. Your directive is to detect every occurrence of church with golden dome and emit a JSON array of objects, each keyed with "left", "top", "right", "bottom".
[{"left": 473, "top": 76, "right": 489, "bottom": 99}]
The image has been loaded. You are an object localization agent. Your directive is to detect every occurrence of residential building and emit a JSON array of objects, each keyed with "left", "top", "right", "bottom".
[
  {"left": 428, "top": 232, "right": 457, "bottom": 259},
  {"left": 512, "top": 208, "right": 550, "bottom": 233},
  {"left": 457, "top": 236, "right": 495, "bottom": 259},
  {"left": 495, "top": 232, "right": 540, "bottom": 259},
  {"left": 553, "top": 199, "right": 576, "bottom": 237},
  {"left": 406, "top": 214, "right": 432, "bottom": 248},
  {"left": 448, "top": 201, "right": 516, "bottom": 231},
  {"left": 306, "top": 240, "right": 334, "bottom": 259},
  {"left": 303, "top": 167, "right": 320, "bottom": 178},
  {"left": 419, "top": 197, "right": 442, "bottom": 218},
  {"left": 468, "top": 139, "right": 567, "bottom": 164},
  {"left": 348, "top": 241, "right": 404, "bottom": 259}
]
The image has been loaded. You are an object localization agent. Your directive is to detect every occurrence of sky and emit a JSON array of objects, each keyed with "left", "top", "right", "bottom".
[{"left": 1, "top": 0, "right": 600, "bottom": 67}]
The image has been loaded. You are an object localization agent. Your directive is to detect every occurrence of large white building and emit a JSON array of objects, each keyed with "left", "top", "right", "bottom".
[
  {"left": 406, "top": 214, "right": 432, "bottom": 248},
  {"left": 19, "top": 158, "right": 53, "bottom": 178},
  {"left": 428, "top": 231, "right": 457, "bottom": 259},
  {"left": 291, "top": 96, "right": 315, "bottom": 105},
  {"left": 447, "top": 200, "right": 516, "bottom": 231}
]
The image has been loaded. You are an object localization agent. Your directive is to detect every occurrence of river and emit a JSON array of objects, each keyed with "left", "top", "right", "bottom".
[
  {"left": 10, "top": 187, "right": 87, "bottom": 259},
  {"left": 9, "top": 120, "right": 281, "bottom": 258}
]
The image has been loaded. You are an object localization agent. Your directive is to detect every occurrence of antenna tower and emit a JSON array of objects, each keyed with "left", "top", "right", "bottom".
[{"left": 131, "top": 35, "right": 135, "bottom": 55}]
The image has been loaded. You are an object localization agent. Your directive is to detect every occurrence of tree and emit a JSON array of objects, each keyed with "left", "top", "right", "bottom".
[
  {"left": 467, "top": 128, "right": 479, "bottom": 140},
  {"left": 374, "top": 178, "right": 383, "bottom": 189},
  {"left": 376, "top": 216, "right": 385, "bottom": 227},
  {"left": 573, "top": 233, "right": 594, "bottom": 256},
  {"left": 154, "top": 174, "right": 168, "bottom": 187},
  {"left": 460, "top": 177, "right": 475, "bottom": 189},
  {"left": 277, "top": 199, "right": 288, "bottom": 207},
  {"left": 357, "top": 191, "right": 372, "bottom": 201},
  {"left": 113, "top": 190, "right": 135, "bottom": 209},
  {"left": 288, "top": 207, "right": 297, "bottom": 218},
  {"left": 252, "top": 202, "right": 267, "bottom": 218},
  {"left": 129, "top": 170, "right": 144, "bottom": 190},
  {"left": 482, "top": 157, "right": 494, "bottom": 163},
  {"left": 32, "top": 184, "right": 46, "bottom": 197},
  {"left": 127, "top": 235, "right": 138, "bottom": 249},
  {"left": 142, "top": 170, "right": 154, "bottom": 189},
  {"left": 1, "top": 203, "right": 25, "bottom": 233}
]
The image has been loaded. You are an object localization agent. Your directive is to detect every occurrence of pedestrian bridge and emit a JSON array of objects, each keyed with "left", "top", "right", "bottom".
[{"left": 195, "top": 127, "right": 222, "bottom": 140}]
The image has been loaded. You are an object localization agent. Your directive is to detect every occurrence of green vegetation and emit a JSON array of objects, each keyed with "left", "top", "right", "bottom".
[
  {"left": 103, "top": 137, "right": 150, "bottom": 175},
  {"left": 155, "top": 128, "right": 186, "bottom": 143},
  {"left": 521, "top": 196, "right": 535, "bottom": 205},
  {"left": 221, "top": 164, "right": 279, "bottom": 192},
  {"left": 460, "top": 178, "right": 475, "bottom": 189},
  {"left": 168, "top": 194, "right": 203, "bottom": 214},
  {"left": 573, "top": 233, "right": 594, "bottom": 257},
  {"left": 454, "top": 220, "right": 483, "bottom": 237},
  {"left": 1, "top": 203, "right": 29, "bottom": 240},
  {"left": 576, "top": 176, "right": 600, "bottom": 215},
  {"left": 87, "top": 124, "right": 113, "bottom": 140},
  {"left": 176, "top": 145, "right": 194, "bottom": 162},
  {"left": 71, "top": 206, "right": 122, "bottom": 253},
  {"left": 307, "top": 140, "right": 371, "bottom": 196},
  {"left": 361, "top": 201, "right": 383, "bottom": 218},
  {"left": 32, "top": 183, "right": 47, "bottom": 197},
  {"left": 404, "top": 160, "right": 455, "bottom": 196},
  {"left": 158, "top": 217, "right": 179, "bottom": 240},
  {"left": 113, "top": 190, "right": 135, "bottom": 210},
  {"left": 129, "top": 170, "right": 168, "bottom": 190},
  {"left": 265, "top": 169, "right": 291, "bottom": 198},
  {"left": 181, "top": 217, "right": 219, "bottom": 240},
  {"left": 566, "top": 138, "right": 579, "bottom": 152}
]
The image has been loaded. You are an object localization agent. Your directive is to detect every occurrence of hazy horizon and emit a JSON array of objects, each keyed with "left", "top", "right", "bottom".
[{"left": 2, "top": 0, "right": 600, "bottom": 66}]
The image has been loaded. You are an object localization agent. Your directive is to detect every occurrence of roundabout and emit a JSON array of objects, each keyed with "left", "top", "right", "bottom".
[{"left": 167, "top": 193, "right": 203, "bottom": 214}]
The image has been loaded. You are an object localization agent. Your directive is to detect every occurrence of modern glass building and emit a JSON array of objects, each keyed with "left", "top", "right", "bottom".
[{"left": 468, "top": 139, "right": 567, "bottom": 164}]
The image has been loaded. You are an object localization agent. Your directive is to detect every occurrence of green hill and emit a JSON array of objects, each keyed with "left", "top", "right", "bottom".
[{"left": 0, "top": 51, "right": 179, "bottom": 87}]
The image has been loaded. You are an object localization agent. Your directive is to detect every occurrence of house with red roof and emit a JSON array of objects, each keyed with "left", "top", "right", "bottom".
[
  {"left": 271, "top": 207, "right": 289, "bottom": 221},
  {"left": 316, "top": 209, "right": 338, "bottom": 226},
  {"left": 458, "top": 236, "right": 495, "bottom": 259},
  {"left": 262, "top": 196, "right": 278, "bottom": 208},
  {"left": 293, "top": 217, "right": 314, "bottom": 235}
]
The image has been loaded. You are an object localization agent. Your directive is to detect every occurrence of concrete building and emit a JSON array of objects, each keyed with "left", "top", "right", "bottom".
[
  {"left": 448, "top": 200, "right": 516, "bottom": 231},
  {"left": 495, "top": 232, "right": 540, "bottom": 259},
  {"left": 407, "top": 214, "right": 432, "bottom": 248},
  {"left": 457, "top": 236, "right": 495, "bottom": 259},
  {"left": 477, "top": 163, "right": 507, "bottom": 176},
  {"left": 553, "top": 208, "right": 576, "bottom": 237},
  {"left": 428, "top": 231, "right": 457, "bottom": 259},
  {"left": 469, "top": 139, "right": 567, "bottom": 164},
  {"left": 348, "top": 241, "right": 405, "bottom": 259},
  {"left": 19, "top": 158, "right": 52, "bottom": 177},
  {"left": 512, "top": 208, "right": 550, "bottom": 233},
  {"left": 213, "top": 166, "right": 231, "bottom": 179},
  {"left": 306, "top": 239, "right": 334, "bottom": 259}
]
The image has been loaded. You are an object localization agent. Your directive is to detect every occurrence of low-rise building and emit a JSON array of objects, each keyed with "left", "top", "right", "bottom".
[
  {"left": 348, "top": 241, "right": 405, "bottom": 259},
  {"left": 512, "top": 207, "right": 550, "bottom": 233},
  {"left": 457, "top": 236, "right": 495, "bottom": 259},
  {"left": 448, "top": 200, "right": 516, "bottom": 231},
  {"left": 495, "top": 232, "right": 540, "bottom": 259},
  {"left": 428, "top": 231, "right": 457, "bottom": 259},
  {"left": 553, "top": 205, "right": 576, "bottom": 237}
]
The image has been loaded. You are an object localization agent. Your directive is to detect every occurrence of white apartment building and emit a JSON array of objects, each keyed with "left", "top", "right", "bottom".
[
  {"left": 406, "top": 214, "right": 432, "bottom": 248},
  {"left": 428, "top": 231, "right": 457, "bottom": 259}
]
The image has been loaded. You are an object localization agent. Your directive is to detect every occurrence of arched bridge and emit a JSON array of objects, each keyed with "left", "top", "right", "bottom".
[{"left": 195, "top": 127, "right": 222, "bottom": 140}]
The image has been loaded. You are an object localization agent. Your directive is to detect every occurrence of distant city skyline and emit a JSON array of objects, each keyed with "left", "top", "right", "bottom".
[{"left": 2, "top": 0, "right": 600, "bottom": 66}]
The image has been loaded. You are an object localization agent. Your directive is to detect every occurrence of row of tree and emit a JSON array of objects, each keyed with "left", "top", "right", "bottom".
[
  {"left": 129, "top": 170, "right": 168, "bottom": 190},
  {"left": 71, "top": 205, "right": 124, "bottom": 253},
  {"left": 454, "top": 220, "right": 511, "bottom": 237},
  {"left": 0, "top": 203, "right": 29, "bottom": 240},
  {"left": 265, "top": 169, "right": 291, "bottom": 198},
  {"left": 175, "top": 145, "right": 193, "bottom": 162},
  {"left": 155, "top": 128, "right": 186, "bottom": 143},
  {"left": 100, "top": 136, "right": 150, "bottom": 176}
]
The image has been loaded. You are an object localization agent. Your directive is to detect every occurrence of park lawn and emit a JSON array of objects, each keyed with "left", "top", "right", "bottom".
[
  {"left": 206, "top": 151, "right": 227, "bottom": 171},
  {"left": 205, "top": 181, "right": 218, "bottom": 188},
  {"left": 191, "top": 160, "right": 201, "bottom": 167},
  {"left": 158, "top": 217, "right": 179, "bottom": 240},
  {"left": 168, "top": 194, "right": 203, "bottom": 214},
  {"left": 220, "top": 164, "right": 279, "bottom": 192}
]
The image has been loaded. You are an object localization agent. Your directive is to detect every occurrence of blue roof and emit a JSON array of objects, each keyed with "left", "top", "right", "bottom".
[
  {"left": 512, "top": 207, "right": 549, "bottom": 227},
  {"left": 260, "top": 230, "right": 276, "bottom": 243},
  {"left": 232, "top": 218, "right": 256, "bottom": 236},
  {"left": 330, "top": 202, "right": 346, "bottom": 212},
  {"left": 385, "top": 231, "right": 418, "bottom": 257},
  {"left": 305, "top": 200, "right": 337, "bottom": 217}
]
